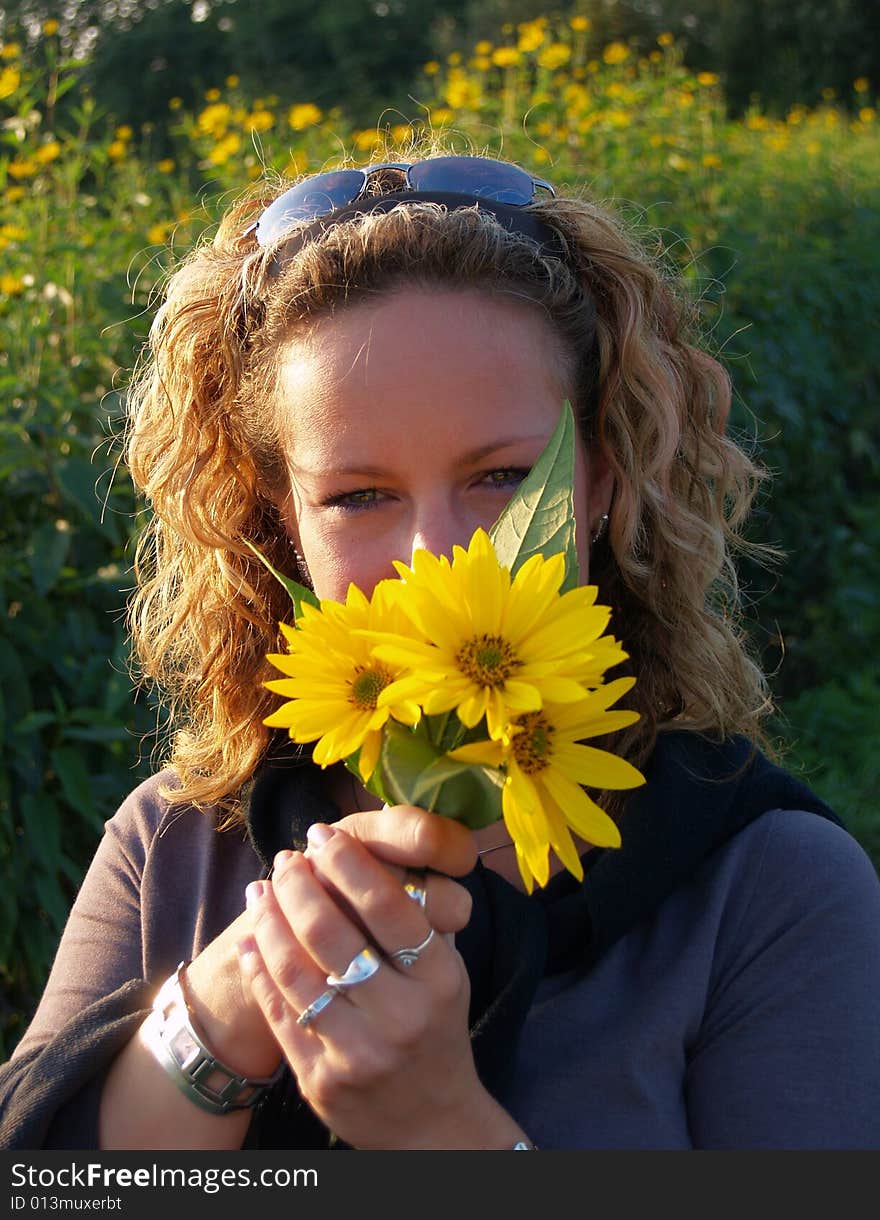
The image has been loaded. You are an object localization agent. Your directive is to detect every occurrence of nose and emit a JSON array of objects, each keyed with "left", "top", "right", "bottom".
[{"left": 407, "top": 502, "right": 474, "bottom": 566}]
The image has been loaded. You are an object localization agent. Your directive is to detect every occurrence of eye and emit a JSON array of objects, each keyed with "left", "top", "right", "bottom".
[
  {"left": 321, "top": 487, "right": 384, "bottom": 512},
  {"left": 481, "top": 467, "right": 531, "bottom": 489}
]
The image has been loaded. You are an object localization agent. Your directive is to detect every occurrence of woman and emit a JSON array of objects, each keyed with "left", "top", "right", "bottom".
[{"left": 2, "top": 152, "right": 879, "bottom": 1150}]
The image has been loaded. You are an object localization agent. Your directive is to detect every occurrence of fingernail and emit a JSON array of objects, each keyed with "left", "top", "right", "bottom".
[
  {"left": 245, "top": 880, "right": 265, "bottom": 908},
  {"left": 306, "top": 822, "right": 335, "bottom": 851},
  {"left": 273, "top": 849, "right": 294, "bottom": 875}
]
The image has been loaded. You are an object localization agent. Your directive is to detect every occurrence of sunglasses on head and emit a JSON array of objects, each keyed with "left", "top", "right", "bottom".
[{"left": 249, "top": 155, "right": 556, "bottom": 249}]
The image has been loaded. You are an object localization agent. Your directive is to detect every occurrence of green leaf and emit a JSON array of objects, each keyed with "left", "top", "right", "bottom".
[
  {"left": 489, "top": 399, "right": 580, "bottom": 592},
  {"left": 243, "top": 539, "right": 320, "bottom": 621},
  {"left": 377, "top": 720, "right": 502, "bottom": 829}
]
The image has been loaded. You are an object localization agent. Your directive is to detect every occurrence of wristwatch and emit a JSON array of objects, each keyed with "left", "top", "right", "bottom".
[{"left": 142, "top": 961, "right": 284, "bottom": 1115}]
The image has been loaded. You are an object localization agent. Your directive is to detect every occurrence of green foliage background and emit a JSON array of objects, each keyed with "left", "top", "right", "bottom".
[{"left": 0, "top": 7, "right": 878, "bottom": 1057}]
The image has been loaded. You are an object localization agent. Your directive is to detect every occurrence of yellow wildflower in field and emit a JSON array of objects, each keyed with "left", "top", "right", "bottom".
[
  {"left": 517, "top": 21, "right": 546, "bottom": 53},
  {"left": 423, "top": 61, "right": 440, "bottom": 76},
  {"left": 34, "top": 142, "right": 61, "bottom": 164},
  {"left": 245, "top": 109, "right": 275, "bottom": 133},
  {"left": 0, "top": 67, "right": 20, "bottom": 99},
  {"left": 147, "top": 222, "right": 170, "bottom": 245},
  {"left": 264, "top": 582, "right": 421, "bottom": 779},
  {"left": 853, "top": 77, "right": 870, "bottom": 93},
  {"left": 445, "top": 75, "right": 481, "bottom": 110},
  {"left": 538, "top": 43, "right": 571, "bottom": 71},
  {"left": 157, "top": 158, "right": 175, "bottom": 173},
  {"left": 603, "top": 41, "right": 630, "bottom": 64},
  {"left": 697, "top": 72, "right": 719, "bottom": 86},
  {"left": 475, "top": 40, "right": 493, "bottom": 55},
  {"left": 115, "top": 125, "right": 133, "bottom": 140},
  {"left": 0, "top": 274, "right": 25, "bottom": 296},
  {"left": 208, "top": 133, "right": 241, "bottom": 164},
  {"left": 288, "top": 102, "right": 322, "bottom": 130},
  {"left": 570, "top": 16, "right": 591, "bottom": 32},
  {"left": 492, "top": 46, "right": 521, "bottom": 68},
  {"left": 204, "top": 87, "right": 221, "bottom": 101},
  {"left": 106, "top": 141, "right": 126, "bottom": 162},
  {"left": 8, "top": 158, "right": 37, "bottom": 178},
  {"left": 226, "top": 74, "right": 240, "bottom": 88},
  {"left": 198, "top": 102, "right": 232, "bottom": 135},
  {"left": 1, "top": 43, "right": 21, "bottom": 61},
  {"left": 657, "top": 32, "right": 675, "bottom": 47},
  {"left": 169, "top": 97, "right": 183, "bottom": 111},
  {"left": 369, "top": 529, "right": 617, "bottom": 742},
  {"left": 5, "top": 186, "right": 25, "bottom": 202},
  {"left": 43, "top": 20, "right": 59, "bottom": 36}
]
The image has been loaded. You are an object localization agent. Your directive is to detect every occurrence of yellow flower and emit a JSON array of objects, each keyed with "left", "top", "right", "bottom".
[
  {"left": 657, "top": 32, "right": 675, "bottom": 48},
  {"left": 445, "top": 77, "right": 481, "bottom": 109},
  {"left": 226, "top": 74, "right": 240, "bottom": 88},
  {"left": 106, "top": 141, "right": 126, "bottom": 162},
  {"left": 570, "top": 16, "right": 591, "bottom": 32},
  {"left": 245, "top": 109, "right": 274, "bottom": 132},
  {"left": 169, "top": 97, "right": 183, "bottom": 111},
  {"left": 475, "top": 40, "right": 493, "bottom": 55},
  {"left": 450, "top": 681, "right": 644, "bottom": 892},
  {"left": 537, "top": 43, "right": 571, "bottom": 70},
  {"left": 115, "top": 125, "right": 133, "bottom": 140},
  {"left": 34, "top": 141, "right": 61, "bottom": 164},
  {"left": 157, "top": 158, "right": 175, "bottom": 173},
  {"left": 8, "top": 158, "right": 37, "bottom": 178},
  {"left": 697, "top": 71, "right": 719, "bottom": 86},
  {"left": 204, "top": 87, "right": 221, "bottom": 101},
  {"left": 702, "top": 153, "right": 722, "bottom": 168},
  {"left": 43, "top": 20, "right": 60, "bottom": 36},
  {"left": 147, "top": 222, "right": 170, "bottom": 245},
  {"left": 288, "top": 102, "right": 322, "bottom": 130},
  {"left": 447, "top": 51, "right": 462, "bottom": 66},
  {"left": 860, "top": 107, "right": 875, "bottom": 122},
  {"left": 423, "top": 61, "right": 440, "bottom": 76},
  {"left": 208, "top": 132, "right": 240, "bottom": 164},
  {"left": 370, "top": 529, "right": 626, "bottom": 741},
  {"left": 5, "top": 186, "right": 25, "bottom": 202},
  {"left": 0, "top": 66, "right": 20, "bottom": 99},
  {"left": 492, "top": 47, "right": 521, "bottom": 68},
  {"left": 0, "top": 274, "right": 24, "bottom": 295},
  {"left": 853, "top": 77, "right": 870, "bottom": 93},
  {"left": 517, "top": 21, "right": 546, "bottom": 53},
  {"left": 603, "top": 41, "right": 630, "bottom": 65},
  {"left": 264, "top": 582, "right": 421, "bottom": 779},
  {"left": 1, "top": 43, "right": 21, "bottom": 61}
]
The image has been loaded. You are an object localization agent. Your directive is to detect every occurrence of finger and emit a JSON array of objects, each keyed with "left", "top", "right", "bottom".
[
  {"left": 267, "top": 851, "right": 397, "bottom": 1009},
  {"left": 298, "top": 826, "right": 456, "bottom": 983},
  {"left": 239, "top": 885, "right": 332, "bottom": 1055},
  {"left": 329, "top": 804, "right": 478, "bottom": 878}
]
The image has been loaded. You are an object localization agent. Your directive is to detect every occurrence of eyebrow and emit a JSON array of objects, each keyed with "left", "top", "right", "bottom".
[{"left": 289, "top": 435, "right": 551, "bottom": 479}]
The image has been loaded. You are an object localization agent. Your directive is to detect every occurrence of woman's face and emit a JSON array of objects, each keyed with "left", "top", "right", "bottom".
[{"left": 275, "top": 287, "right": 612, "bottom": 602}]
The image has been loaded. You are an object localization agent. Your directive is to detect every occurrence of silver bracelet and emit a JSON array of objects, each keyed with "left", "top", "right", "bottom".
[{"left": 142, "top": 961, "right": 284, "bottom": 1115}]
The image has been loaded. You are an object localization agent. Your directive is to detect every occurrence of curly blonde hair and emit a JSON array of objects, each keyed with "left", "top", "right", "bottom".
[{"left": 125, "top": 154, "right": 772, "bottom": 825}]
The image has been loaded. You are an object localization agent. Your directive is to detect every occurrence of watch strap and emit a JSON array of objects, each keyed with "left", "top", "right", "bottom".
[{"left": 143, "top": 961, "right": 284, "bottom": 1115}]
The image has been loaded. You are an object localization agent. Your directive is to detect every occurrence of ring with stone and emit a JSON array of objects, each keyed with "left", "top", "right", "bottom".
[
  {"left": 325, "top": 946, "right": 381, "bottom": 991},
  {"left": 389, "top": 926, "right": 436, "bottom": 969}
]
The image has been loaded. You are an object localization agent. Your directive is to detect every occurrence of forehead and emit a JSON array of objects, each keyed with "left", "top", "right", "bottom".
[{"left": 274, "top": 287, "right": 572, "bottom": 451}]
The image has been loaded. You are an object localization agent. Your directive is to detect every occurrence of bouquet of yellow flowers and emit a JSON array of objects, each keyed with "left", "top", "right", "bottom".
[{"left": 257, "top": 403, "right": 645, "bottom": 892}]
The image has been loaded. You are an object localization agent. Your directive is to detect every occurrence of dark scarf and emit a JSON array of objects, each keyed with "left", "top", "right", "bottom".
[{"left": 243, "top": 730, "right": 842, "bottom": 1149}]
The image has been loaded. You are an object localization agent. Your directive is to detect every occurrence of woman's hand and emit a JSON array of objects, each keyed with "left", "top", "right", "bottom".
[{"left": 237, "top": 806, "right": 520, "bottom": 1149}]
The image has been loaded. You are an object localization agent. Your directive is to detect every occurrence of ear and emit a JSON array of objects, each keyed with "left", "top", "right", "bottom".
[{"left": 586, "top": 443, "right": 615, "bottom": 534}]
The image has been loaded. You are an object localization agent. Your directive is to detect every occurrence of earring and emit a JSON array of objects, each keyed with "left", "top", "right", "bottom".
[{"left": 590, "top": 513, "right": 609, "bottom": 545}]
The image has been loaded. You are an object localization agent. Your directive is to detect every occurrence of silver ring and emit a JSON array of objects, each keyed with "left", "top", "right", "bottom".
[
  {"left": 403, "top": 869, "right": 428, "bottom": 910},
  {"left": 296, "top": 986, "right": 338, "bottom": 1028},
  {"left": 389, "top": 926, "right": 436, "bottom": 969},
  {"left": 326, "top": 946, "right": 381, "bottom": 990}
]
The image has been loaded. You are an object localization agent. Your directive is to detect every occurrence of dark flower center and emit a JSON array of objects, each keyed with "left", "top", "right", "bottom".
[
  {"left": 455, "top": 633, "right": 521, "bottom": 687},
  {"left": 511, "top": 712, "right": 554, "bottom": 775},
  {"left": 350, "top": 665, "right": 393, "bottom": 710}
]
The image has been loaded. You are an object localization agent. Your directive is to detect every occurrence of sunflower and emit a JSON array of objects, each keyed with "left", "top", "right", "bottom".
[
  {"left": 368, "top": 528, "right": 622, "bottom": 741},
  {"left": 263, "top": 580, "right": 420, "bottom": 779},
  {"left": 449, "top": 678, "right": 646, "bottom": 892}
]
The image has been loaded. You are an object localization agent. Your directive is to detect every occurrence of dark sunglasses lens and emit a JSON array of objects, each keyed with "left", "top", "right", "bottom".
[
  {"left": 409, "top": 156, "right": 533, "bottom": 204},
  {"left": 256, "top": 170, "right": 366, "bottom": 245}
]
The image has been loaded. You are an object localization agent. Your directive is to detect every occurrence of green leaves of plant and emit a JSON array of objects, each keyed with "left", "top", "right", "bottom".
[
  {"left": 489, "top": 399, "right": 581, "bottom": 592},
  {"left": 243, "top": 538, "right": 320, "bottom": 620}
]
